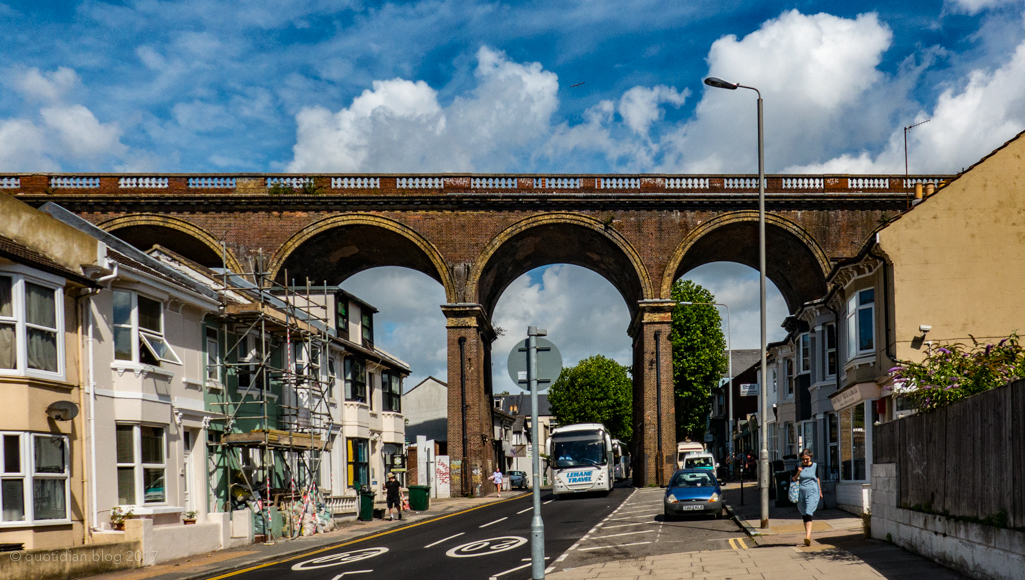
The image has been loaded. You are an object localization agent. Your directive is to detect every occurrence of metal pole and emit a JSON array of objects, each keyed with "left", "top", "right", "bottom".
[
  {"left": 528, "top": 326, "right": 546, "bottom": 580},
  {"left": 654, "top": 330, "right": 663, "bottom": 486},
  {"left": 757, "top": 93, "right": 770, "bottom": 529},
  {"left": 723, "top": 306, "right": 732, "bottom": 478}
]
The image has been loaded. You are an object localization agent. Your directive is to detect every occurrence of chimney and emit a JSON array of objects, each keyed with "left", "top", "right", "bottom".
[{"left": 914, "top": 183, "right": 923, "bottom": 200}]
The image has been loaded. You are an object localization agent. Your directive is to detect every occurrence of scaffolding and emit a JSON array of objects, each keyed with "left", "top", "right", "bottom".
[{"left": 207, "top": 252, "right": 339, "bottom": 540}]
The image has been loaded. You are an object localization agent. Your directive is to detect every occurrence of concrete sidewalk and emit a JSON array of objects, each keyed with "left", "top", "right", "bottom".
[
  {"left": 81, "top": 491, "right": 528, "bottom": 580},
  {"left": 547, "top": 483, "right": 967, "bottom": 580}
]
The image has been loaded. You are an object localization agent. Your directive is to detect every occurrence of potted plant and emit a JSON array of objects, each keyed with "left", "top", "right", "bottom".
[
  {"left": 110, "top": 506, "right": 133, "bottom": 531},
  {"left": 182, "top": 510, "right": 198, "bottom": 525}
]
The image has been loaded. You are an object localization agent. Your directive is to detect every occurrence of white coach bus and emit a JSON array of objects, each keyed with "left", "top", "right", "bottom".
[{"left": 546, "top": 423, "right": 614, "bottom": 497}]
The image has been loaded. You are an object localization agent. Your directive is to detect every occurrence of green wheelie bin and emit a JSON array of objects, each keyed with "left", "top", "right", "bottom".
[
  {"left": 408, "top": 485, "right": 431, "bottom": 511},
  {"left": 358, "top": 487, "right": 376, "bottom": 521}
]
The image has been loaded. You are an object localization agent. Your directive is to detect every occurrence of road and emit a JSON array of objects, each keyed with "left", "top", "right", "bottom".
[{"left": 207, "top": 483, "right": 746, "bottom": 580}]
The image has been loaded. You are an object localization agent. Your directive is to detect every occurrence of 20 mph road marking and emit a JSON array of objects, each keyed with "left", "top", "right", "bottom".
[
  {"left": 291, "top": 548, "right": 388, "bottom": 570},
  {"left": 447, "top": 536, "right": 527, "bottom": 558}
]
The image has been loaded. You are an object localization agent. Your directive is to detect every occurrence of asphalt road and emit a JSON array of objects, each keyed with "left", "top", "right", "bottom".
[{"left": 215, "top": 485, "right": 631, "bottom": 580}]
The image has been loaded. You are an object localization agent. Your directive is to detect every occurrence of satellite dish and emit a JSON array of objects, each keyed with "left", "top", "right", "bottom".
[{"left": 46, "top": 401, "right": 79, "bottom": 421}]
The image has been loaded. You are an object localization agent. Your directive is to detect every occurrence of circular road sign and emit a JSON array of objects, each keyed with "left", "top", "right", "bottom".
[{"left": 506, "top": 337, "right": 562, "bottom": 390}]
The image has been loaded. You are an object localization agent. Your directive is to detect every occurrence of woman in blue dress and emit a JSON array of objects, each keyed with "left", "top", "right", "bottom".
[{"left": 791, "top": 449, "right": 823, "bottom": 546}]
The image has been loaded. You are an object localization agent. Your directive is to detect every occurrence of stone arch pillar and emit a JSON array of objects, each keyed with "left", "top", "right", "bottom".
[
  {"left": 630, "top": 300, "right": 676, "bottom": 487},
  {"left": 442, "top": 303, "right": 497, "bottom": 497}
]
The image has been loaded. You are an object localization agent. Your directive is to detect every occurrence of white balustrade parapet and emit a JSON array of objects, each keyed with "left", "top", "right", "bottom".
[
  {"left": 188, "top": 177, "right": 236, "bottom": 188},
  {"left": 324, "top": 496, "right": 358, "bottom": 515},
  {"left": 119, "top": 177, "right": 169, "bottom": 188},
  {"left": 266, "top": 177, "right": 313, "bottom": 188},
  {"left": 50, "top": 176, "right": 100, "bottom": 189},
  {"left": 903, "top": 177, "right": 941, "bottom": 188},
  {"left": 598, "top": 177, "right": 640, "bottom": 189},
  {"left": 471, "top": 177, "right": 517, "bottom": 189},
  {"left": 665, "top": 177, "right": 709, "bottom": 189},
  {"left": 397, "top": 177, "right": 444, "bottom": 189},
  {"left": 0, "top": 177, "right": 19, "bottom": 188},
  {"left": 849, "top": 177, "right": 889, "bottom": 189},
  {"left": 332, "top": 177, "right": 380, "bottom": 189},
  {"left": 723, "top": 177, "right": 765, "bottom": 189},
  {"left": 782, "top": 177, "right": 823, "bottom": 190},
  {"left": 534, "top": 177, "right": 581, "bottom": 189}
]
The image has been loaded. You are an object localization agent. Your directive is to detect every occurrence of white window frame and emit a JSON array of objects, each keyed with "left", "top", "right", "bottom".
[
  {"left": 0, "top": 269, "right": 65, "bottom": 381},
  {"left": 205, "top": 326, "right": 221, "bottom": 387},
  {"left": 798, "top": 333, "right": 811, "bottom": 374},
  {"left": 112, "top": 290, "right": 182, "bottom": 366},
  {"left": 115, "top": 424, "right": 169, "bottom": 507},
  {"left": 785, "top": 358, "right": 795, "bottom": 398},
  {"left": 824, "top": 323, "right": 837, "bottom": 378},
  {"left": 0, "top": 432, "right": 71, "bottom": 526},
  {"left": 846, "top": 288, "right": 875, "bottom": 362}
]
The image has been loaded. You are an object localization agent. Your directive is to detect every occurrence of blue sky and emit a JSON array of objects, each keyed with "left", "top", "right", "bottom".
[{"left": 3, "top": 0, "right": 1025, "bottom": 389}]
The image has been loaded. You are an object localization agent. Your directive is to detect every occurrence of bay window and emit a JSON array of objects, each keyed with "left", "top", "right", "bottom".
[
  {"left": 846, "top": 289, "right": 875, "bottom": 361},
  {"left": 382, "top": 370, "right": 402, "bottom": 412},
  {"left": 798, "top": 333, "right": 810, "bottom": 374},
  {"left": 113, "top": 290, "right": 181, "bottom": 366},
  {"left": 116, "top": 425, "right": 167, "bottom": 505},
  {"left": 0, "top": 432, "right": 70, "bottom": 524},
  {"left": 0, "top": 273, "right": 63, "bottom": 378},
  {"left": 344, "top": 356, "right": 367, "bottom": 403}
]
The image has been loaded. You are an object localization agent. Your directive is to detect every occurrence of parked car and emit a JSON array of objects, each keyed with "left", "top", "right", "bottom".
[
  {"left": 681, "top": 452, "right": 717, "bottom": 473},
  {"left": 508, "top": 470, "right": 528, "bottom": 489},
  {"left": 663, "top": 469, "right": 723, "bottom": 521}
]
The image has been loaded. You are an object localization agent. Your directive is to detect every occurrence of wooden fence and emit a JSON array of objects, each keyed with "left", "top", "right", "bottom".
[{"left": 873, "top": 379, "right": 1025, "bottom": 528}]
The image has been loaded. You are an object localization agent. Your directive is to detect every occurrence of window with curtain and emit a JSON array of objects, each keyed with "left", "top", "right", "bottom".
[
  {"left": 115, "top": 424, "right": 167, "bottom": 505},
  {"left": 346, "top": 438, "right": 369, "bottom": 488},
  {"left": 0, "top": 273, "right": 63, "bottom": 378},
  {"left": 382, "top": 371, "right": 402, "bottom": 412},
  {"left": 0, "top": 432, "right": 69, "bottom": 525},
  {"left": 846, "top": 289, "right": 875, "bottom": 362},
  {"left": 113, "top": 290, "right": 181, "bottom": 366}
]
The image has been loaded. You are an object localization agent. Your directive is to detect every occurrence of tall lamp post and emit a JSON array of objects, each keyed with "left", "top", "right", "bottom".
[
  {"left": 678, "top": 301, "right": 732, "bottom": 473},
  {"left": 703, "top": 76, "right": 769, "bottom": 529}
]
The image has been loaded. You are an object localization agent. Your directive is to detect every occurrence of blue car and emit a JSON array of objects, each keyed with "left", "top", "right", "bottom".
[{"left": 663, "top": 468, "right": 723, "bottom": 521}]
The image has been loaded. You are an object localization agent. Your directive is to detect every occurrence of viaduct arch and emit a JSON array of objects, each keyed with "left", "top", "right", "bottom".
[{"left": 11, "top": 171, "right": 949, "bottom": 491}]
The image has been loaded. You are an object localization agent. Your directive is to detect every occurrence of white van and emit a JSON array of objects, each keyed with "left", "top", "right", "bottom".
[{"left": 676, "top": 441, "right": 704, "bottom": 470}]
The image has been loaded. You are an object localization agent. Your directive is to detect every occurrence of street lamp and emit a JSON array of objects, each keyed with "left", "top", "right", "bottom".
[
  {"left": 678, "top": 301, "right": 733, "bottom": 474},
  {"left": 703, "top": 75, "right": 769, "bottom": 529}
]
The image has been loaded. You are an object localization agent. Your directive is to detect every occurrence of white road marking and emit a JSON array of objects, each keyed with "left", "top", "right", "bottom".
[
  {"left": 608, "top": 513, "right": 659, "bottom": 520},
  {"left": 479, "top": 517, "right": 508, "bottom": 528},
  {"left": 330, "top": 572, "right": 372, "bottom": 579},
  {"left": 601, "top": 522, "right": 648, "bottom": 529},
  {"left": 543, "top": 499, "right": 553, "bottom": 505},
  {"left": 488, "top": 563, "right": 529, "bottom": 579},
  {"left": 521, "top": 557, "right": 550, "bottom": 561},
  {"left": 590, "top": 529, "right": 653, "bottom": 539},
  {"left": 424, "top": 532, "right": 464, "bottom": 549},
  {"left": 578, "top": 541, "right": 651, "bottom": 551},
  {"left": 516, "top": 507, "right": 532, "bottom": 514}
]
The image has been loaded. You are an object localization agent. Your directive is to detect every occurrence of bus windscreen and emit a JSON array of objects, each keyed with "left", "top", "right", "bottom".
[{"left": 551, "top": 431, "right": 605, "bottom": 468}]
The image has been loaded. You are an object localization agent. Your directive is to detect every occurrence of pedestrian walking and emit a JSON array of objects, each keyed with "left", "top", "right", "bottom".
[
  {"left": 791, "top": 449, "right": 823, "bottom": 546},
  {"left": 490, "top": 468, "right": 504, "bottom": 498},
  {"left": 385, "top": 472, "right": 404, "bottom": 521}
]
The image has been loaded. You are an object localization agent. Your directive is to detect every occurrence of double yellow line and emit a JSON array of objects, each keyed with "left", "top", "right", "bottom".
[
  {"left": 727, "top": 537, "right": 749, "bottom": 550},
  {"left": 206, "top": 494, "right": 528, "bottom": 580}
]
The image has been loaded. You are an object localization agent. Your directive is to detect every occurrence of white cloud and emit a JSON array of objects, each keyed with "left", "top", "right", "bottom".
[
  {"left": 789, "top": 27, "right": 1025, "bottom": 173},
  {"left": 40, "top": 105, "right": 127, "bottom": 160},
  {"left": 618, "top": 85, "right": 688, "bottom": 136},
  {"left": 491, "top": 265, "right": 633, "bottom": 393},
  {"left": 946, "top": 0, "right": 1024, "bottom": 15},
  {"left": 683, "top": 262, "right": 789, "bottom": 351},
  {"left": 288, "top": 46, "right": 559, "bottom": 172},
  {"left": 0, "top": 118, "right": 58, "bottom": 171},
  {"left": 15, "top": 67, "right": 80, "bottom": 102}
]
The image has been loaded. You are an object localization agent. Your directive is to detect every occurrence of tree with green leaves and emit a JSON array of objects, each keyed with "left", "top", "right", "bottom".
[
  {"left": 547, "top": 354, "right": 632, "bottom": 444},
  {"left": 670, "top": 280, "right": 728, "bottom": 443}
]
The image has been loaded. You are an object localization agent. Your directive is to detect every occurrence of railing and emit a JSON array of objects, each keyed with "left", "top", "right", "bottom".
[
  {"left": 119, "top": 177, "right": 168, "bottom": 188},
  {"left": 3, "top": 173, "right": 953, "bottom": 196},
  {"left": 323, "top": 496, "right": 357, "bottom": 515}
]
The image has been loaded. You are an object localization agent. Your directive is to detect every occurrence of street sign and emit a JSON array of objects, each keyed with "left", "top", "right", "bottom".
[
  {"left": 740, "top": 383, "right": 759, "bottom": 396},
  {"left": 507, "top": 337, "right": 562, "bottom": 389}
]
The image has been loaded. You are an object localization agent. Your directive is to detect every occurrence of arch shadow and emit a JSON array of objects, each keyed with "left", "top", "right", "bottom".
[
  {"left": 661, "top": 211, "right": 829, "bottom": 311},
  {"left": 269, "top": 214, "right": 456, "bottom": 301},
  {"left": 468, "top": 213, "right": 654, "bottom": 316},
  {"left": 98, "top": 214, "right": 243, "bottom": 272}
]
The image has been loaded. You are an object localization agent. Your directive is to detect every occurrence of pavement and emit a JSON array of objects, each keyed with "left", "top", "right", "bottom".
[
  {"left": 548, "top": 482, "right": 969, "bottom": 580},
  {"left": 81, "top": 491, "right": 530, "bottom": 580}
]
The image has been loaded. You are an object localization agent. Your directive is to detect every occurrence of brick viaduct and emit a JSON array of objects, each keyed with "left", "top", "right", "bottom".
[{"left": 8, "top": 172, "right": 949, "bottom": 493}]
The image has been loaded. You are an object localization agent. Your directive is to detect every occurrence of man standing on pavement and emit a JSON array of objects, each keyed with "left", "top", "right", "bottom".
[
  {"left": 385, "top": 473, "right": 404, "bottom": 520},
  {"left": 490, "top": 468, "right": 504, "bottom": 498}
]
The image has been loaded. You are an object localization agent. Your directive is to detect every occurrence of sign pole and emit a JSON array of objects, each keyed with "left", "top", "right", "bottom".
[{"left": 528, "top": 326, "right": 546, "bottom": 580}]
